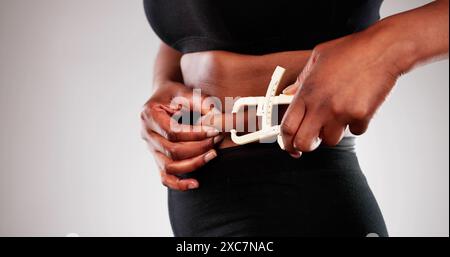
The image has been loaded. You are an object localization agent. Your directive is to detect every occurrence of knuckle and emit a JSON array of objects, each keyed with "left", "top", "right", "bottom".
[
  {"left": 163, "top": 162, "right": 174, "bottom": 174},
  {"left": 160, "top": 176, "right": 169, "bottom": 187},
  {"left": 140, "top": 111, "right": 152, "bottom": 126},
  {"left": 330, "top": 99, "right": 345, "bottom": 116},
  {"left": 141, "top": 103, "right": 155, "bottom": 119},
  {"left": 140, "top": 128, "right": 148, "bottom": 141},
  {"left": 166, "top": 131, "right": 179, "bottom": 142},
  {"left": 167, "top": 144, "right": 181, "bottom": 160},
  {"left": 140, "top": 110, "right": 147, "bottom": 122},
  {"left": 349, "top": 102, "right": 371, "bottom": 120},
  {"left": 281, "top": 122, "right": 297, "bottom": 137}
]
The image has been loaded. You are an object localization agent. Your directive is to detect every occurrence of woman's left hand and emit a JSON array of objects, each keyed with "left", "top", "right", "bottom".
[{"left": 280, "top": 31, "right": 402, "bottom": 157}]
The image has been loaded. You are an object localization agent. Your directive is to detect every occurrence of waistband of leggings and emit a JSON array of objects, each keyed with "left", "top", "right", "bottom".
[
  {"left": 218, "top": 136, "right": 355, "bottom": 155},
  {"left": 210, "top": 137, "right": 360, "bottom": 173}
]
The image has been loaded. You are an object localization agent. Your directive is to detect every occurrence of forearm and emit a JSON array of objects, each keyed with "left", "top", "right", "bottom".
[
  {"left": 367, "top": 0, "right": 449, "bottom": 76},
  {"left": 153, "top": 42, "right": 184, "bottom": 88}
]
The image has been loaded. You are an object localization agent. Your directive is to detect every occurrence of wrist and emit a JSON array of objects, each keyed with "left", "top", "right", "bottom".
[
  {"left": 364, "top": 16, "right": 425, "bottom": 77},
  {"left": 153, "top": 78, "right": 170, "bottom": 88},
  {"left": 151, "top": 80, "right": 184, "bottom": 102},
  {"left": 153, "top": 78, "right": 182, "bottom": 92}
]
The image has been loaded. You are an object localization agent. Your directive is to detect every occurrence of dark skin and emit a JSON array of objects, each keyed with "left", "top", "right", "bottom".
[
  {"left": 141, "top": 46, "right": 310, "bottom": 190},
  {"left": 281, "top": 0, "right": 449, "bottom": 157},
  {"left": 141, "top": 0, "right": 449, "bottom": 191}
]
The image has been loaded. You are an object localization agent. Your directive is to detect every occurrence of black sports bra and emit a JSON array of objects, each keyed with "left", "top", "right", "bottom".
[{"left": 144, "top": 0, "right": 383, "bottom": 55}]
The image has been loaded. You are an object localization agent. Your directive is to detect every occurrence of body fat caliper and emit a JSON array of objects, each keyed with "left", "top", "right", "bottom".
[{"left": 230, "top": 66, "right": 294, "bottom": 149}]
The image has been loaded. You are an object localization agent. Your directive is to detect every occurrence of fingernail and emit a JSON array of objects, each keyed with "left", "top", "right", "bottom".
[
  {"left": 290, "top": 152, "right": 302, "bottom": 159},
  {"left": 204, "top": 150, "right": 217, "bottom": 163},
  {"left": 188, "top": 182, "right": 198, "bottom": 190},
  {"left": 282, "top": 84, "right": 297, "bottom": 95},
  {"left": 206, "top": 127, "right": 220, "bottom": 137},
  {"left": 213, "top": 135, "right": 224, "bottom": 144}
]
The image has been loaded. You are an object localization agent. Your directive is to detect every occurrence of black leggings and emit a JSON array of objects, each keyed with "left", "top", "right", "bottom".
[{"left": 169, "top": 138, "right": 388, "bottom": 237}]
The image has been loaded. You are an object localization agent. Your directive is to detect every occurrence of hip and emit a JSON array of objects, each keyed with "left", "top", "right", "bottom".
[{"left": 167, "top": 138, "right": 387, "bottom": 236}]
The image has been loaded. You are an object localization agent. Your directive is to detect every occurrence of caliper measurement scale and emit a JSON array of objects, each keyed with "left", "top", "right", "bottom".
[{"left": 230, "top": 66, "right": 294, "bottom": 149}]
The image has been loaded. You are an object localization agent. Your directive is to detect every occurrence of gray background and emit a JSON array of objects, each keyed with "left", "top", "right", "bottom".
[{"left": 0, "top": 0, "right": 448, "bottom": 237}]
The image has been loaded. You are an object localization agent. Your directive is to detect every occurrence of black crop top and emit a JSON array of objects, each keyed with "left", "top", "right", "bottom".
[{"left": 144, "top": 0, "right": 383, "bottom": 55}]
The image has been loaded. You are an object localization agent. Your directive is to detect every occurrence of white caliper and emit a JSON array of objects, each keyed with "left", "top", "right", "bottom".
[{"left": 230, "top": 66, "right": 293, "bottom": 149}]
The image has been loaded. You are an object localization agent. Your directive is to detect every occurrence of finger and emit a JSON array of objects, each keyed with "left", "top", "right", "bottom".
[
  {"left": 142, "top": 106, "right": 220, "bottom": 142},
  {"left": 280, "top": 94, "right": 306, "bottom": 158},
  {"left": 141, "top": 121, "right": 166, "bottom": 154},
  {"left": 293, "top": 109, "right": 324, "bottom": 152},
  {"left": 320, "top": 120, "right": 346, "bottom": 147},
  {"left": 145, "top": 130, "right": 223, "bottom": 160},
  {"left": 160, "top": 170, "right": 199, "bottom": 191},
  {"left": 197, "top": 108, "right": 262, "bottom": 133},
  {"left": 154, "top": 150, "right": 217, "bottom": 175},
  {"left": 152, "top": 150, "right": 199, "bottom": 191},
  {"left": 349, "top": 119, "right": 369, "bottom": 136},
  {"left": 178, "top": 89, "right": 218, "bottom": 115}
]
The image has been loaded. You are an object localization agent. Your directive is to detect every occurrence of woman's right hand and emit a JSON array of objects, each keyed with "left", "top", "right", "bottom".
[{"left": 141, "top": 81, "right": 223, "bottom": 191}]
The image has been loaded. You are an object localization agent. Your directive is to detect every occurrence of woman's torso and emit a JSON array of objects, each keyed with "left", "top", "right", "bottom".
[
  {"left": 145, "top": 1, "right": 388, "bottom": 237},
  {"left": 144, "top": 0, "right": 384, "bottom": 148}
]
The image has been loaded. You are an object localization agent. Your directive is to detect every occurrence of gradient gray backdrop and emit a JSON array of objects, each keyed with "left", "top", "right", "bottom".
[{"left": 0, "top": 0, "right": 448, "bottom": 237}]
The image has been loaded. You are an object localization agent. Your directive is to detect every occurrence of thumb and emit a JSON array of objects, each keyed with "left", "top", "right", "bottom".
[{"left": 282, "top": 80, "right": 301, "bottom": 95}]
